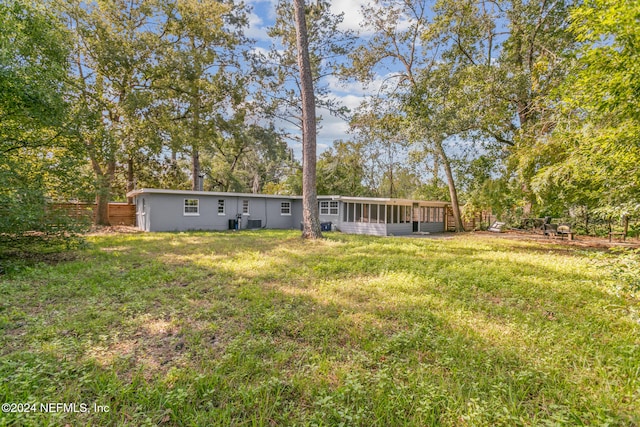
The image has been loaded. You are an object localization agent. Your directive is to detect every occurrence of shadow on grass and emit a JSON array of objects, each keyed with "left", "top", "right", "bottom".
[{"left": 1, "top": 230, "right": 638, "bottom": 426}]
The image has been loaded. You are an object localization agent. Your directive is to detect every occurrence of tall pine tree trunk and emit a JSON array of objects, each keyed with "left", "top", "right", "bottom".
[
  {"left": 192, "top": 148, "right": 200, "bottom": 191},
  {"left": 294, "top": 0, "right": 321, "bottom": 239},
  {"left": 191, "top": 81, "right": 202, "bottom": 191}
]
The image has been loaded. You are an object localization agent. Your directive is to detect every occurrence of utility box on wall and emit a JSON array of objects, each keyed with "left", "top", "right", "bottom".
[{"left": 247, "top": 219, "right": 262, "bottom": 229}]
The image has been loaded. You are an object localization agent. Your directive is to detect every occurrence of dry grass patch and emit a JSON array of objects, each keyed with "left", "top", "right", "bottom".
[{"left": 1, "top": 230, "right": 638, "bottom": 426}]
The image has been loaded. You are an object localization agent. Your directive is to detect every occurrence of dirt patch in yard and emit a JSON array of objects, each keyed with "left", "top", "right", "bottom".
[
  {"left": 472, "top": 230, "right": 640, "bottom": 250},
  {"left": 86, "top": 318, "right": 188, "bottom": 380},
  {"left": 87, "top": 225, "right": 142, "bottom": 235}
]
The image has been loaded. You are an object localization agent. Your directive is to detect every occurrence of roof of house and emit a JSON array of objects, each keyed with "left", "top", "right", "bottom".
[
  {"left": 126, "top": 188, "right": 316, "bottom": 200},
  {"left": 126, "top": 189, "right": 449, "bottom": 206},
  {"left": 332, "top": 196, "right": 449, "bottom": 207}
]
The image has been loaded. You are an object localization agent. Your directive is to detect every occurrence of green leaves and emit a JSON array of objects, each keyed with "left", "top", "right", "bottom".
[
  {"left": 523, "top": 0, "right": 640, "bottom": 218},
  {"left": 0, "top": 0, "right": 71, "bottom": 153},
  {"left": 568, "top": 0, "right": 640, "bottom": 121},
  {"left": 0, "top": 1, "right": 90, "bottom": 242}
]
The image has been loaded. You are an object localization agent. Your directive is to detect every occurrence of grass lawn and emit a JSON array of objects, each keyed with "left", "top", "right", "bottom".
[{"left": 1, "top": 230, "right": 639, "bottom": 426}]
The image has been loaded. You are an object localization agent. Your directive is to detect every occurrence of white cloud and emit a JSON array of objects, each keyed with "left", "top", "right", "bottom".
[
  {"left": 326, "top": 73, "right": 403, "bottom": 98},
  {"left": 331, "top": 0, "right": 420, "bottom": 36},
  {"left": 246, "top": 0, "right": 370, "bottom": 39},
  {"left": 242, "top": 1, "right": 406, "bottom": 155},
  {"left": 245, "top": 0, "right": 279, "bottom": 41},
  {"left": 338, "top": 94, "right": 365, "bottom": 111},
  {"left": 245, "top": 10, "right": 272, "bottom": 41},
  {"left": 329, "top": 0, "right": 368, "bottom": 33},
  {"left": 248, "top": 46, "right": 270, "bottom": 58}
]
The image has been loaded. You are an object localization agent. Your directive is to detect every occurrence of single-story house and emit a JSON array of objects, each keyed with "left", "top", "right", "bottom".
[{"left": 126, "top": 189, "right": 450, "bottom": 236}]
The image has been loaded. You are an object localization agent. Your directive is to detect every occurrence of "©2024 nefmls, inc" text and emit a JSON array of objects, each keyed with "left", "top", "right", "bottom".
[{"left": 2, "top": 402, "right": 110, "bottom": 413}]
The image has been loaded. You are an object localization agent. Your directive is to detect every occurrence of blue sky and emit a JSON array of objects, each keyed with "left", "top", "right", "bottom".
[{"left": 243, "top": 0, "right": 378, "bottom": 157}]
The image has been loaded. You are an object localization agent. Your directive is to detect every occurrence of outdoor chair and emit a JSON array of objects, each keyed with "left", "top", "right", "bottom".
[
  {"left": 556, "top": 224, "right": 575, "bottom": 240},
  {"left": 543, "top": 223, "right": 558, "bottom": 238}
]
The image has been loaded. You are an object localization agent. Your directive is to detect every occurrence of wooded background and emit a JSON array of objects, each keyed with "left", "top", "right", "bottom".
[{"left": 1, "top": 0, "right": 638, "bottom": 236}]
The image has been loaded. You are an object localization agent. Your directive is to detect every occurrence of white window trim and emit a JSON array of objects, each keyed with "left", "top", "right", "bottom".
[
  {"left": 184, "top": 198, "right": 200, "bottom": 216},
  {"left": 320, "top": 201, "right": 339, "bottom": 216},
  {"left": 217, "top": 199, "right": 226, "bottom": 216},
  {"left": 329, "top": 201, "right": 339, "bottom": 215},
  {"left": 280, "top": 201, "right": 291, "bottom": 216},
  {"left": 242, "top": 200, "right": 250, "bottom": 216}
]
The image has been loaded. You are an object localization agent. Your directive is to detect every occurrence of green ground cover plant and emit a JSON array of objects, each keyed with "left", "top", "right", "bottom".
[{"left": 1, "top": 230, "right": 639, "bottom": 426}]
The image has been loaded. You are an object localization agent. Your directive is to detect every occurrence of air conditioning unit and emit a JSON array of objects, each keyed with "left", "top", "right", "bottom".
[{"left": 247, "top": 219, "right": 262, "bottom": 229}]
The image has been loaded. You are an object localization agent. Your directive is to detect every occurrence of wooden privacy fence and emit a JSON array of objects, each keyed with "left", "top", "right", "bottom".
[
  {"left": 446, "top": 207, "right": 496, "bottom": 231},
  {"left": 106, "top": 203, "right": 136, "bottom": 225},
  {"left": 50, "top": 202, "right": 136, "bottom": 226}
]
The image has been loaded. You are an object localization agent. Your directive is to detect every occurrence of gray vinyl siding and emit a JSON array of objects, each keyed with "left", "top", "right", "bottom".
[
  {"left": 339, "top": 222, "right": 387, "bottom": 236},
  {"left": 318, "top": 199, "right": 340, "bottom": 227},
  {"left": 416, "top": 221, "right": 445, "bottom": 233},
  {"left": 143, "top": 194, "right": 299, "bottom": 232},
  {"left": 318, "top": 213, "right": 340, "bottom": 226},
  {"left": 386, "top": 223, "right": 414, "bottom": 236},
  {"left": 130, "top": 190, "right": 449, "bottom": 236},
  {"left": 236, "top": 197, "right": 278, "bottom": 230},
  {"left": 263, "top": 199, "right": 296, "bottom": 229},
  {"left": 291, "top": 200, "right": 303, "bottom": 230},
  {"left": 318, "top": 214, "right": 339, "bottom": 224},
  {"left": 147, "top": 194, "right": 228, "bottom": 231}
]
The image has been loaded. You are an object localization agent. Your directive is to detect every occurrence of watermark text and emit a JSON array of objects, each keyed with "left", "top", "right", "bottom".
[{"left": 2, "top": 402, "right": 110, "bottom": 414}]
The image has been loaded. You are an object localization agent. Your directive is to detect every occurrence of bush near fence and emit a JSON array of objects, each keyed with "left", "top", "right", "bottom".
[{"left": 50, "top": 202, "right": 136, "bottom": 226}]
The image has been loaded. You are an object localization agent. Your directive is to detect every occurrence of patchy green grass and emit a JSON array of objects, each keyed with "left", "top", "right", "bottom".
[{"left": 1, "top": 230, "right": 639, "bottom": 426}]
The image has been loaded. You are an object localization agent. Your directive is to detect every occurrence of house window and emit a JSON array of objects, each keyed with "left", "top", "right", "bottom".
[
  {"left": 217, "top": 199, "right": 225, "bottom": 215},
  {"left": 184, "top": 199, "right": 199, "bottom": 216},
  {"left": 242, "top": 200, "right": 249, "bottom": 215},
  {"left": 280, "top": 201, "right": 291, "bottom": 215},
  {"left": 319, "top": 201, "right": 338, "bottom": 216}
]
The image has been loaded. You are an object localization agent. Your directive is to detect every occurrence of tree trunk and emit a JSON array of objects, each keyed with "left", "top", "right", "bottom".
[
  {"left": 95, "top": 180, "right": 110, "bottom": 226},
  {"left": 435, "top": 139, "right": 464, "bottom": 232},
  {"left": 191, "top": 80, "right": 202, "bottom": 191},
  {"left": 387, "top": 144, "right": 395, "bottom": 198},
  {"left": 584, "top": 207, "right": 589, "bottom": 235},
  {"left": 432, "top": 156, "right": 439, "bottom": 187},
  {"left": 192, "top": 148, "right": 200, "bottom": 191},
  {"left": 91, "top": 158, "right": 115, "bottom": 226},
  {"left": 293, "top": 0, "right": 322, "bottom": 239},
  {"left": 252, "top": 173, "right": 260, "bottom": 194},
  {"left": 126, "top": 155, "right": 135, "bottom": 204}
]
